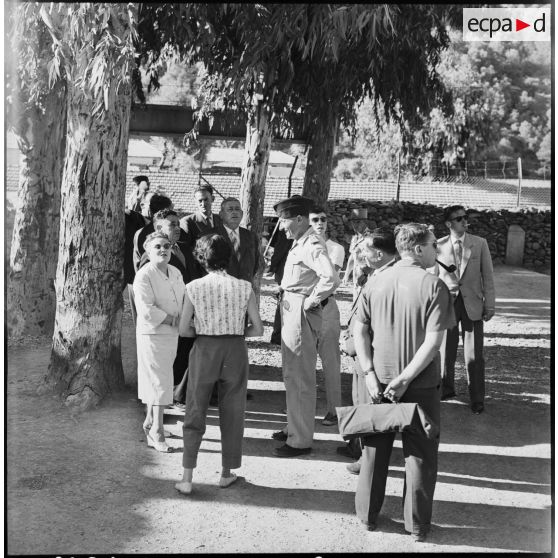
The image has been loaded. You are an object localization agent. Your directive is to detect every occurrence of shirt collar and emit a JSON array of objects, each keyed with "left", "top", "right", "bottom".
[
  {"left": 374, "top": 257, "right": 397, "bottom": 275},
  {"left": 223, "top": 224, "right": 238, "bottom": 237},
  {"left": 198, "top": 211, "right": 213, "bottom": 226},
  {"left": 395, "top": 258, "right": 424, "bottom": 269},
  {"left": 292, "top": 226, "right": 313, "bottom": 248},
  {"left": 451, "top": 232, "right": 466, "bottom": 243}
]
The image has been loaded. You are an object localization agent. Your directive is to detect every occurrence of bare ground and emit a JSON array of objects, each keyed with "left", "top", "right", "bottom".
[{"left": 6, "top": 265, "right": 551, "bottom": 554}]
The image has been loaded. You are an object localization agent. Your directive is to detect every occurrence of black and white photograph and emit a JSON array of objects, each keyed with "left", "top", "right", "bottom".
[{"left": 4, "top": 2, "right": 552, "bottom": 554}]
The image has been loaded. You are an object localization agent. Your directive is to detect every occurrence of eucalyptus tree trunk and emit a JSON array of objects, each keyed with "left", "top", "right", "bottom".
[
  {"left": 302, "top": 105, "right": 340, "bottom": 206},
  {"left": 8, "top": 83, "right": 66, "bottom": 338},
  {"left": 39, "top": 3, "right": 136, "bottom": 411},
  {"left": 42, "top": 80, "right": 131, "bottom": 410},
  {"left": 239, "top": 100, "right": 273, "bottom": 301}
]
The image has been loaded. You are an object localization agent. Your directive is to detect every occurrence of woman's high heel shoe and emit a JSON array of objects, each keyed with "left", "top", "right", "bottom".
[{"left": 147, "top": 432, "right": 172, "bottom": 453}]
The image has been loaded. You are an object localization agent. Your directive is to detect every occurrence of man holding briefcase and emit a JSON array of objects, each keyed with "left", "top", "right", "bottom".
[{"left": 353, "top": 223, "right": 455, "bottom": 542}]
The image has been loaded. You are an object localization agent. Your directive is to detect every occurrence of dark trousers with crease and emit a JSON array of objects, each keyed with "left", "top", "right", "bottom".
[
  {"left": 355, "top": 384, "right": 440, "bottom": 534},
  {"left": 173, "top": 336, "right": 195, "bottom": 388},
  {"left": 270, "top": 300, "right": 282, "bottom": 344},
  {"left": 182, "top": 335, "right": 249, "bottom": 469},
  {"left": 442, "top": 293, "right": 485, "bottom": 404}
]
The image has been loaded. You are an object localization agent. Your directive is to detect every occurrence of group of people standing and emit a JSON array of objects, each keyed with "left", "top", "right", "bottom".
[
  {"left": 338, "top": 204, "right": 494, "bottom": 541},
  {"left": 124, "top": 178, "right": 495, "bottom": 543},
  {"left": 125, "top": 178, "right": 263, "bottom": 491}
]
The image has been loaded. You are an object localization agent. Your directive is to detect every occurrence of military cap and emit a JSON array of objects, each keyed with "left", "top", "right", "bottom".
[{"left": 273, "top": 195, "right": 314, "bottom": 218}]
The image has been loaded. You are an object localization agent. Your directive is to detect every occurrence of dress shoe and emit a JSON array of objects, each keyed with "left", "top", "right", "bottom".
[
  {"left": 271, "top": 430, "right": 288, "bottom": 441},
  {"left": 321, "top": 412, "right": 338, "bottom": 426},
  {"left": 144, "top": 426, "right": 172, "bottom": 443},
  {"left": 471, "top": 402, "right": 484, "bottom": 414},
  {"left": 336, "top": 443, "right": 361, "bottom": 460},
  {"left": 171, "top": 401, "right": 186, "bottom": 411},
  {"left": 361, "top": 520, "right": 376, "bottom": 531},
  {"left": 272, "top": 444, "right": 311, "bottom": 458},
  {"left": 346, "top": 461, "right": 361, "bottom": 475},
  {"left": 147, "top": 433, "right": 172, "bottom": 453},
  {"left": 441, "top": 392, "right": 456, "bottom": 401},
  {"left": 412, "top": 528, "right": 428, "bottom": 542},
  {"left": 219, "top": 473, "right": 238, "bottom": 488},
  {"left": 337, "top": 445, "right": 355, "bottom": 459}
]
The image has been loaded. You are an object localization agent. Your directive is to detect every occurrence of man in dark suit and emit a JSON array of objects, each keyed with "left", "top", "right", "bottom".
[
  {"left": 133, "top": 193, "right": 173, "bottom": 271},
  {"left": 179, "top": 184, "right": 223, "bottom": 250},
  {"left": 436, "top": 205, "right": 495, "bottom": 414},
  {"left": 268, "top": 226, "right": 293, "bottom": 344},
  {"left": 124, "top": 208, "right": 146, "bottom": 288},
  {"left": 217, "top": 197, "right": 261, "bottom": 285}
]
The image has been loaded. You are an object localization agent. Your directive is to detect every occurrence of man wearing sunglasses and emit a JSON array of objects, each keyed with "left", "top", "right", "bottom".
[
  {"left": 308, "top": 206, "right": 346, "bottom": 427},
  {"left": 436, "top": 205, "right": 495, "bottom": 415}
]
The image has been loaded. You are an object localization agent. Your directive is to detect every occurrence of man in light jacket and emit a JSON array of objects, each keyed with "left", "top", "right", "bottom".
[{"left": 436, "top": 205, "right": 495, "bottom": 414}]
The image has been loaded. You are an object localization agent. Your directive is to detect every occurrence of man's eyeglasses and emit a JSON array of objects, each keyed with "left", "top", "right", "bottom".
[
  {"left": 311, "top": 217, "right": 327, "bottom": 223},
  {"left": 449, "top": 215, "right": 467, "bottom": 223}
]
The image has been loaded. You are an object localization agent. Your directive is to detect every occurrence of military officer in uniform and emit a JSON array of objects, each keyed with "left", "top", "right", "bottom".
[{"left": 271, "top": 196, "right": 340, "bottom": 458}]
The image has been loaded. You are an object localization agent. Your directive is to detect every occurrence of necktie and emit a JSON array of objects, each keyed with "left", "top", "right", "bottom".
[
  {"left": 230, "top": 230, "right": 240, "bottom": 258},
  {"left": 171, "top": 243, "right": 186, "bottom": 269},
  {"left": 454, "top": 239, "right": 462, "bottom": 276}
]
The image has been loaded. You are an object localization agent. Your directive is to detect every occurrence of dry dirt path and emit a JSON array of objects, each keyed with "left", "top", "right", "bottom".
[{"left": 6, "top": 265, "right": 551, "bottom": 554}]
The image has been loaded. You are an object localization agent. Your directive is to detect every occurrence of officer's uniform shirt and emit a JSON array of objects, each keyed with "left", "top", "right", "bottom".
[
  {"left": 326, "top": 239, "right": 346, "bottom": 269},
  {"left": 281, "top": 227, "right": 340, "bottom": 307}
]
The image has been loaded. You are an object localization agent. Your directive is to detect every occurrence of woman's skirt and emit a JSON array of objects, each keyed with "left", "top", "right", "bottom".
[{"left": 137, "top": 333, "right": 177, "bottom": 405}]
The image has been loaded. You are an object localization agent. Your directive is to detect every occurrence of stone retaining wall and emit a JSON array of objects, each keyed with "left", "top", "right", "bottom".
[
  {"left": 7, "top": 195, "right": 551, "bottom": 268},
  {"left": 323, "top": 199, "right": 551, "bottom": 267}
]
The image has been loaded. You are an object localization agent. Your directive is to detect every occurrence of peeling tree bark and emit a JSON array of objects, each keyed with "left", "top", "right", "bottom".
[
  {"left": 8, "top": 83, "right": 66, "bottom": 338},
  {"left": 239, "top": 100, "right": 273, "bottom": 302},
  {"left": 41, "top": 75, "right": 132, "bottom": 412},
  {"left": 302, "top": 105, "right": 340, "bottom": 206}
]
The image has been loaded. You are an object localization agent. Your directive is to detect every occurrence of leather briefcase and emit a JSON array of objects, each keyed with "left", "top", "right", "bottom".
[{"left": 336, "top": 402, "right": 439, "bottom": 441}]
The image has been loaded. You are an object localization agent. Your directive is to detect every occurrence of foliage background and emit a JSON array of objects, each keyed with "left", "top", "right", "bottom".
[{"left": 140, "top": 31, "right": 551, "bottom": 181}]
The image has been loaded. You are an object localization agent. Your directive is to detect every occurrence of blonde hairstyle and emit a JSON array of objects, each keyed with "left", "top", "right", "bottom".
[
  {"left": 394, "top": 223, "right": 431, "bottom": 254},
  {"left": 143, "top": 231, "right": 171, "bottom": 251}
]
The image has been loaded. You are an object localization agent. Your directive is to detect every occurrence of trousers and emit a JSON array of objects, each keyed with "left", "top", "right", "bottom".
[
  {"left": 281, "top": 291, "right": 322, "bottom": 448},
  {"left": 351, "top": 357, "right": 372, "bottom": 406},
  {"left": 441, "top": 293, "right": 485, "bottom": 403},
  {"left": 182, "top": 335, "right": 249, "bottom": 469},
  {"left": 173, "top": 335, "right": 195, "bottom": 387},
  {"left": 270, "top": 300, "right": 282, "bottom": 344},
  {"left": 355, "top": 384, "right": 440, "bottom": 534},
  {"left": 317, "top": 297, "right": 341, "bottom": 414}
]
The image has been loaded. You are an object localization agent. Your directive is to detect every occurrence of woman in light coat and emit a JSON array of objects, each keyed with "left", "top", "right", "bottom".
[{"left": 133, "top": 231, "right": 185, "bottom": 452}]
